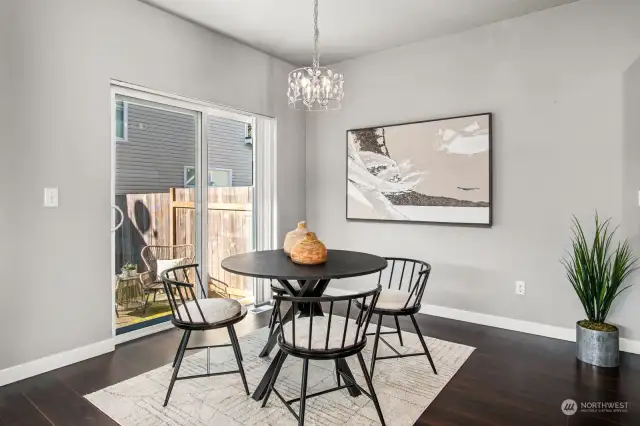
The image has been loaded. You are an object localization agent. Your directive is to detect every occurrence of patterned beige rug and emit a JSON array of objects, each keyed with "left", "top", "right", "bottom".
[{"left": 86, "top": 318, "right": 474, "bottom": 426}]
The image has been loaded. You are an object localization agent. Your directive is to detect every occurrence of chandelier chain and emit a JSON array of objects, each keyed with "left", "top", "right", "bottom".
[
  {"left": 313, "top": 0, "right": 319, "bottom": 69},
  {"left": 287, "top": 0, "right": 343, "bottom": 111}
]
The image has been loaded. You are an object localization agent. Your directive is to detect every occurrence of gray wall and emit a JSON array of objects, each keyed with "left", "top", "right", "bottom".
[
  {"left": 306, "top": 0, "right": 640, "bottom": 340},
  {"left": 116, "top": 104, "right": 252, "bottom": 194},
  {"left": 622, "top": 57, "right": 640, "bottom": 318},
  {"left": 0, "top": 1, "right": 16, "bottom": 306},
  {"left": 0, "top": 0, "right": 305, "bottom": 371}
]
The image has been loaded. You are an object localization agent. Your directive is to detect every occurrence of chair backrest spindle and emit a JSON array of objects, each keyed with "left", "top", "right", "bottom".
[
  {"left": 388, "top": 260, "right": 396, "bottom": 289},
  {"left": 325, "top": 301, "right": 334, "bottom": 350},
  {"left": 398, "top": 260, "right": 406, "bottom": 290}
]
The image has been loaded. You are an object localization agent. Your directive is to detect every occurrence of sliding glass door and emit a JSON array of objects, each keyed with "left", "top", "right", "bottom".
[{"left": 111, "top": 83, "right": 271, "bottom": 337}]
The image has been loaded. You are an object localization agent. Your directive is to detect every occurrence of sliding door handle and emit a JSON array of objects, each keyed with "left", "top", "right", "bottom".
[{"left": 112, "top": 205, "right": 124, "bottom": 232}]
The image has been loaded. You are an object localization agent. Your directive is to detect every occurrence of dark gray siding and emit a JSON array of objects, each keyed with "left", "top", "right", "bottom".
[
  {"left": 208, "top": 116, "right": 253, "bottom": 187},
  {"left": 116, "top": 103, "right": 253, "bottom": 194}
]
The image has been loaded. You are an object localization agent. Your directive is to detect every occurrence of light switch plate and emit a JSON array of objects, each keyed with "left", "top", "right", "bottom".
[{"left": 44, "top": 187, "right": 58, "bottom": 207}]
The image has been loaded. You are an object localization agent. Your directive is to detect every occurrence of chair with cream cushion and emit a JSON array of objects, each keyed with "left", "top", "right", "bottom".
[
  {"left": 355, "top": 257, "right": 437, "bottom": 378},
  {"left": 160, "top": 263, "right": 249, "bottom": 407},
  {"left": 262, "top": 286, "right": 386, "bottom": 426}
]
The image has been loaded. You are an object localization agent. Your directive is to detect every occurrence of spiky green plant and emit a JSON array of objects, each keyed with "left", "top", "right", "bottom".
[
  {"left": 561, "top": 214, "right": 637, "bottom": 326},
  {"left": 122, "top": 263, "right": 137, "bottom": 271}
]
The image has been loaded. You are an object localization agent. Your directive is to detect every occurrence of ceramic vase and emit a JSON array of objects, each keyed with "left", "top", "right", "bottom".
[
  {"left": 283, "top": 221, "right": 309, "bottom": 255},
  {"left": 290, "top": 232, "right": 328, "bottom": 265}
]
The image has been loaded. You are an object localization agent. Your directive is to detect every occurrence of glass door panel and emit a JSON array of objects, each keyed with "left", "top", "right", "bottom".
[
  {"left": 113, "top": 94, "right": 199, "bottom": 334},
  {"left": 206, "top": 114, "right": 255, "bottom": 303}
]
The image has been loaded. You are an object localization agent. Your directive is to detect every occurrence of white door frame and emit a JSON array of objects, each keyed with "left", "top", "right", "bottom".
[{"left": 110, "top": 81, "right": 277, "bottom": 342}]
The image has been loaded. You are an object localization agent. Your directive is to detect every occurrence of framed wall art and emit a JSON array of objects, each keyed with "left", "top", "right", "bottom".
[{"left": 346, "top": 113, "right": 492, "bottom": 226}]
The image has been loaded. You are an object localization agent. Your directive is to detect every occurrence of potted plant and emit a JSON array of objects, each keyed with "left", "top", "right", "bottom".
[
  {"left": 561, "top": 213, "right": 637, "bottom": 367},
  {"left": 121, "top": 263, "right": 137, "bottom": 278}
]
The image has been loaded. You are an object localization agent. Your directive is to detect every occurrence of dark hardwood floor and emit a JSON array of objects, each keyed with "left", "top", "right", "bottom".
[{"left": 0, "top": 310, "right": 637, "bottom": 425}]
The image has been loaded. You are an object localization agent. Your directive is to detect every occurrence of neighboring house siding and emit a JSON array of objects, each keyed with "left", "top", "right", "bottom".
[
  {"left": 208, "top": 116, "right": 253, "bottom": 187},
  {"left": 116, "top": 103, "right": 253, "bottom": 194}
]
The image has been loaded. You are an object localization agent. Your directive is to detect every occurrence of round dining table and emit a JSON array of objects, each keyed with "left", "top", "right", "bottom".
[{"left": 221, "top": 248, "right": 387, "bottom": 401}]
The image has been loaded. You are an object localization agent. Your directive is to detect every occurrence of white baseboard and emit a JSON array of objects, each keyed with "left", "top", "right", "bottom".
[
  {"left": 0, "top": 338, "right": 114, "bottom": 387},
  {"left": 324, "top": 287, "right": 640, "bottom": 355},
  {"left": 0, "top": 322, "right": 176, "bottom": 387},
  {"left": 419, "top": 304, "right": 640, "bottom": 355}
]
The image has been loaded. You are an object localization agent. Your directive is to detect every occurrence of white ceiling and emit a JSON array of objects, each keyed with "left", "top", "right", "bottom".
[{"left": 142, "top": 0, "right": 578, "bottom": 66}]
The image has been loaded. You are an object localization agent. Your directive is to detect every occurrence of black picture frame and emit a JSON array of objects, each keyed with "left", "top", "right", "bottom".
[{"left": 345, "top": 112, "right": 493, "bottom": 227}]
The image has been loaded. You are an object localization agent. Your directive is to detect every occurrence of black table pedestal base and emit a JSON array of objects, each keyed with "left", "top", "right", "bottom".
[{"left": 252, "top": 278, "right": 362, "bottom": 400}]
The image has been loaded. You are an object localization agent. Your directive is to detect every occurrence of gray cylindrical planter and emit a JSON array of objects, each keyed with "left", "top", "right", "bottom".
[{"left": 576, "top": 322, "right": 619, "bottom": 368}]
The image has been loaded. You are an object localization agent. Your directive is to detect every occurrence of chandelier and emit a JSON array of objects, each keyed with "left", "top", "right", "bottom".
[{"left": 287, "top": 0, "right": 344, "bottom": 111}]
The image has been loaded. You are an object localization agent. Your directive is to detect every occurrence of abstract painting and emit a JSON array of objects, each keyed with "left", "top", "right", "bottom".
[{"left": 346, "top": 113, "right": 492, "bottom": 226}]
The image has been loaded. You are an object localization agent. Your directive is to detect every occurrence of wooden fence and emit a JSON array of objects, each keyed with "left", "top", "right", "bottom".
[{"left": 115, "top": 187, "right": 253, "bottom": 296}]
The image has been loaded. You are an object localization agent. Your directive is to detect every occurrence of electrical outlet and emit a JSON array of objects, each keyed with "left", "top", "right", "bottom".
[
  {"left": 515, "top": 281, "right": 526, "bottom": 296},
  {"left": 44, "top": 187, "right": 58, "bottom": 208}
]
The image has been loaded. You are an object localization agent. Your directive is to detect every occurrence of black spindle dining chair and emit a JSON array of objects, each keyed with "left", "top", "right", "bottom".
[
  {"left": 161, "top": 264, "right": 249, "bottom": 407},
  {"left": 355, "top": 258, "right": 437, "bottom": 377},
  {"left": 267, "top": 279, "right": 302, "bottom": 338},
  {"left": 262, "top": 286, "right": 386, "bottom": 426}
]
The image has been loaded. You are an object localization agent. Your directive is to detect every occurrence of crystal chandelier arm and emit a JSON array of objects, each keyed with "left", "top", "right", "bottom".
[{"left": 313, "top": 0, "right": 320, "bottom": 69}]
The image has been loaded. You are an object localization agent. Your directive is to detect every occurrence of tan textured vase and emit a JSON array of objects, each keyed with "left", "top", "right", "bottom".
[
  {"left": 290, "top": 232, "right": 328, "bottom": 265},
  {"left": 283, "top": 221, "right": 309, "bottom": 255}
]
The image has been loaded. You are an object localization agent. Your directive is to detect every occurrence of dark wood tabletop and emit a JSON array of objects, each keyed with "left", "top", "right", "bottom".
[{"left": 221, "top": 249, "right": 387, "bottom": 280}]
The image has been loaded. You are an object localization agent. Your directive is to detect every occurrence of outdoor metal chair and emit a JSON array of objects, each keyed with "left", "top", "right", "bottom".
[
  {"left": 141, "top": 244, "right": 242, "bottom": 313},
  {"left": 140, "top": 245, "right": 195, "bottom": 312}
]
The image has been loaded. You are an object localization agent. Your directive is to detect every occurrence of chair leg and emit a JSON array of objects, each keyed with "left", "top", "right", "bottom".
[
  {"left": 267, "top": 306, "right": 278, "bottom": 338},
  {"left": 357, "top": 352, "right": 386, "bottom": 426},
  {"left": 334, "top": 359, "right": 340, "bottom": 386},
  {"left": 261, "top": 352, "right": 288, "bottom": 407},
  {"left": 153, "top": 290, "right": 157, "bottom": 303},
  {"left": 229, "top": 325, "right": 243, "bottom": 361},
  {"left": 410, "top": 314, "right": 437, "bottom": 375},
  {"left": 394, "top": 315, "right": 403, "bottom": 346},
  {"left": 267, "top": 305, "right": 275, "bottom": 329},
  {"left": 172, "top": 330, "right": 189, "bottom": 368},
  {"left": 298, "top": 359, "right": 310, "bottom": 426},
  {"left": 164, "top": 330, "right": 191, "bottom": 406},
  {"left": 228, "top": 326, "right": 249, "bottom": 395},
  {"left": 370, "top": 314, "right": 383, "bottom": 378},
  {"left": 142, "top": 292, "right": 150, "bottom": 315}
]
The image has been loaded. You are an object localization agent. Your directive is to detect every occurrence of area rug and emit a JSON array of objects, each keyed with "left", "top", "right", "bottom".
[{"left": 86, "top": 318, "right": 475, "bottom": 426}]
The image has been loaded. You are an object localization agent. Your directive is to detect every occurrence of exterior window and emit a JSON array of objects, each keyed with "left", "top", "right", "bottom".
[
  {"left": 116, "top": 100, "right": 127, "bottom": 141},
  {"left": 184, "top": 166, "right": 233, "bottom": 187},
  {"left": 245, "top": 123, "right": 253, "bottom": 145}
]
